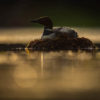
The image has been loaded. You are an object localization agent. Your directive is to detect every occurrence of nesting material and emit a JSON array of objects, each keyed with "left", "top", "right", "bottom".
[{"left": 27, "top": 35, "right": 95, "bottom": 51}]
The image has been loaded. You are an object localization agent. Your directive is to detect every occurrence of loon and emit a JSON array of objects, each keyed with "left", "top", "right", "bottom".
[{"left": 31, "top": 16, "right": 78, "bottom": 39}]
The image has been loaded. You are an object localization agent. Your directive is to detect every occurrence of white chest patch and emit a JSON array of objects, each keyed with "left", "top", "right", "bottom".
[{"left": 41, "top": 33, "right": 55, "bottom": 39}]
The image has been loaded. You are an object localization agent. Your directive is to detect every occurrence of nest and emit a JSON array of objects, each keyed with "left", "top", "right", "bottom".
[{"left": 27, "top": 35, "right": 95, "bottom": 52}]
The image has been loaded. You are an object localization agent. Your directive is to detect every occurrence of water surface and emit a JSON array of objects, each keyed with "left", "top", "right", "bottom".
[{"left": 0, "top": 28, "right": 100, "bottom": 99}]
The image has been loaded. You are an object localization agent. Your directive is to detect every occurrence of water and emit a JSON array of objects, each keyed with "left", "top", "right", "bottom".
[
  {"left": 0, "top": 27, "right": 100, "bottom": 99},
  {"left": 0, "top": 27, "right": 100, "bottom": 43}
]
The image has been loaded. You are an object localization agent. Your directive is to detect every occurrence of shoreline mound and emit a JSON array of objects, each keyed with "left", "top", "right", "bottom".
[{"left": 27, "top": 36, "right": 95, "bottom": 52}]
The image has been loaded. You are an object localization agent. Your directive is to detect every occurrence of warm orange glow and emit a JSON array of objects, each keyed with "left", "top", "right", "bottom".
[{"left": 13, "top": 65, "right": 38, "bottom": 88}]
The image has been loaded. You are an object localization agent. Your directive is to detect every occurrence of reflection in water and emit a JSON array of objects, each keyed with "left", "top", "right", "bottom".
[
  {"left": 41, "top": 52, "right": 44, "bottom": 77},
  {"left": 0, "top": 51, "right": 100, "bottom": 99},
  {"left": 13, "top": 64, "right": 37, "bottom": 88},
  {"left": 0, "top": 27, "right": 100, "bottom": 43}
]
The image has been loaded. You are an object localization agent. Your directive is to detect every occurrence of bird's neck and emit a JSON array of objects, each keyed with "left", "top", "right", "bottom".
[{"left": 42, "top": 26, "right": 53, "bottom": 36}]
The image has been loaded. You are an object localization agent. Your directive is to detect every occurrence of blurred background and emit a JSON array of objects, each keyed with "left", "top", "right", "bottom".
[
  {"left": 0, "top": 0, "right": 100, "bottom": 28},
  {"left": 1, "top": 1, "right": 100, "bottom": 100}
]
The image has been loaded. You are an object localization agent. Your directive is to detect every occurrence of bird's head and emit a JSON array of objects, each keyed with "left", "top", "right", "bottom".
[{"left": 31, "top": 16, "right": 53, "bottom": 29}]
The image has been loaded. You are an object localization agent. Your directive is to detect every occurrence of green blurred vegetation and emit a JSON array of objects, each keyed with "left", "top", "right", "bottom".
[
  {"left": 0, "top": 0, "right": 100, "bottom": 27},
  {"left": 29, "top": 1, "right": 100, "bottom": 27}
]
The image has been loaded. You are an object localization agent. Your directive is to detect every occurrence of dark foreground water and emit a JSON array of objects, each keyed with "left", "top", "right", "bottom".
[{"left": 0, "top": 28, "right": 100, "bottom": 100}]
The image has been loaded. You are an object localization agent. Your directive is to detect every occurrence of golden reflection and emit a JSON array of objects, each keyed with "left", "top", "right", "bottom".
[
  {"left": 25, "top": 47, "right": 30, "bottom": 55},
  {"left": 1, "top": 50, "right": 100, "bottom": 99},
  {"left": 0, "top": 28, "right": 41, "bottom": 43},
  {"left": 60, "top": 67, "right": 99, "bottom": 91},
  {"left": 41, "top": 52, "right": 44, "bottom": 77},
  {"left": 13, "top": 65, "right": 38, "bottom": 88},
  {"left": 25, "top": 40, "right": 31, "bottom": 55}
]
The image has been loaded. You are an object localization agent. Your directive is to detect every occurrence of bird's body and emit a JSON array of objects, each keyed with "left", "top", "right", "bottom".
[
  {"left": 27, "top": 16, "right": 94, "bottom": 51},
  {"left": 41, "top": 27, "right": 78, "bottom": 39},
  {"left": 31, "top": 16, "right": 78, "bottom": 39}
]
